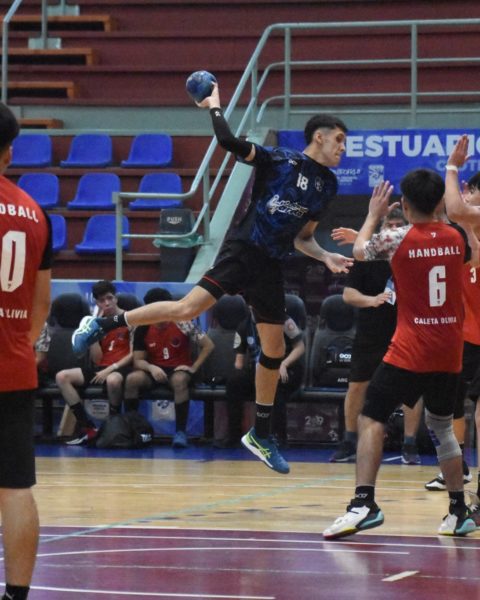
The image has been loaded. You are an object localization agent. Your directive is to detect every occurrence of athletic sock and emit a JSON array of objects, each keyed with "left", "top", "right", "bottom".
[
  {"left": 70, "top": 402, "right": 94, "bottom": 428},
  {"left": 403, "top": 435, "right": 416, "bottom": 446},
  {"left": 175, "top": 400, "right": 189, "bottom": 432},
  {"left": 98, "top": 313, "right": 127, "bottom": 332},
  {"left": 344, "top": 430, "right": 357, "bottom": 444},
  {"left": 3, "top": 583, "right": 30, "bottom": 599},
  {"left": 255, "top": 403, "right": 273, "bottom": 438},
  {"left": 124, "top": 398, "right": 139, "bottom": 412},
  {"left": 448, "top": 490, "right": 466, "bottom": 515},
  {"left": 353, "top": 485, "right": 375, "bottom": 505}
]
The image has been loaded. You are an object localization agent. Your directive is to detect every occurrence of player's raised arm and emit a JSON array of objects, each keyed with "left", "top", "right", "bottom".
[
  {"left": 445, "top": 134, "right": 480, "bottom": 226},
  {"left": 195, "top": 82, "right": 255, "bottom": 162}
]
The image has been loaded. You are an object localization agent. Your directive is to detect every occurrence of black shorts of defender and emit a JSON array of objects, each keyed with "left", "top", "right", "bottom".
[
  {"left": 349, "top": 343, "right": 389, "bottom": 382},
  {"left": 363, "top": 362, "right": 459, "bottom": 424},
  {"left": 198, "top": 240, "right": 285, "bottom": 324},
  {"left": 0, "top": 390, "right": 36, "bottom": 488},
  {"left": 452, "top": 341, "right": 480, "bottom": 419}
]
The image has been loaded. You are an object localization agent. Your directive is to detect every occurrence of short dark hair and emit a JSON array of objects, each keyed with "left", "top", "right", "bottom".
[
  {"left": 143, "top": 287, "right": 172, "bottom": 304},
  {"left": 384, "top": 206, "right": 406, "bottom": 224},
  {"left": 304, "top": 114, "right": 348, "bottom": 145},
  {"left": 400, "top": 168, "right": 445, "bottom": 216},
  {"left": 0, "top": 103, "right": 19, "bottom": 152},
  {"left": 468, "top": 172, "right": 480, "bottom": 192},
  {"left": 92, "top": 280, "right": 117, "bottom": 299}
]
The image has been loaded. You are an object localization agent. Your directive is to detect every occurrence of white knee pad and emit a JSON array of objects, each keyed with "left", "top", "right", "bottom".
[{"left": 425, "top": 409, "right": 461, "bottom": 462}]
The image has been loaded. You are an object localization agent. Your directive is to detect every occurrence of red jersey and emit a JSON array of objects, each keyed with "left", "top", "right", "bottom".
[
  {"left": 97, "top": 326, "right": 131, "bottom": 367},
  {"left": 462, "top": 263, "right": 480, "bottom": 345},
  {"left": 134, "top": 321, "right": 204, "bottom": 367},
  {"left": 364, "top": 222, "right": 466, "bottom": 373},
  {"left": 0, "top": 176, "right": 51, "bottom": 391}
]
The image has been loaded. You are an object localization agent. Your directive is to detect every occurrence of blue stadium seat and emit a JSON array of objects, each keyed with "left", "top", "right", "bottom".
[
  {"left": 60, "top": 134, "right": 113, "bottom": 168},
  {"left": 128, "top": 173, "right": 182, "bottom": 211},
  {"left": 10, "top": 134, "right": 52, "bottom": 168},
  {"left": 17, "top": 173, "right": 59, "bottom": 209},
  {"left": 49, "top": 214, "right": 67, "bottom": 252},
  {"left": 67, "top": 173, "right": 120, "bottom": 210},
  {"left": 121, "top": 134, "right": 173, "bottom": 168},
  {"left": 75, "top": 214, "right": 130, "bottom": 254}
]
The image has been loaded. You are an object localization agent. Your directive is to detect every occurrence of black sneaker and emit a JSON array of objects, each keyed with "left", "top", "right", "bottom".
[
  {"left": 329, "top": 440, "right": 356, "bottom": 463},
  {"left": 401, "top": 442, "right": 421, "bottom": 465},
  {"left": 425, "top": 471, "right": 472, "bottom": 491}
]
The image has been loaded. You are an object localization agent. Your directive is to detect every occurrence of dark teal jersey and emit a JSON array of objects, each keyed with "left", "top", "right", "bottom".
[{"left": 231, "top": 144, "right": 338, "bottom": 259}]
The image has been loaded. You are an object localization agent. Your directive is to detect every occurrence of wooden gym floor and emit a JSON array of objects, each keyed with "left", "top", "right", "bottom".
[{"left": 12, "top": 445, "right": 480, "bottom": 599}]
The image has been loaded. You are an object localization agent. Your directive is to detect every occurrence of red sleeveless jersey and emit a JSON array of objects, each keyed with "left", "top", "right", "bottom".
[
  {"left": 141, "top": 322, "right": 193, "bottom": 367},
  {"left": 97, "top": 326, "right": 131, "bottom": 367},
  {"left": 365, "top": 222, "right": 465, "bottom": 373},
  {"left": 462, "top": 263, "right": 480, "bottom": 345},
  {"left": 0, "top": 176, "right": 51, "bottom": 391}
]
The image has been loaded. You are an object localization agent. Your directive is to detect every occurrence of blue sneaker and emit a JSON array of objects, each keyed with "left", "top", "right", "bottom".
[
  {"left": 241, "top": 427, "right": 290, "bottom": 474},
  {"left": 172, "top": 430, "right": 188, "bottom": 449},
  {"left": 72, "top": 316, "right": 104, "bottom": 356}
]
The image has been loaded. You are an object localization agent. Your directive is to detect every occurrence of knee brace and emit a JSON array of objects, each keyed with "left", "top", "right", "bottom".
[
  {"left": 425, "top": 409, "right": 461, "bottom": 462},
  {"left": 259, "top": 352, "right": 283, "bottom": 370}
]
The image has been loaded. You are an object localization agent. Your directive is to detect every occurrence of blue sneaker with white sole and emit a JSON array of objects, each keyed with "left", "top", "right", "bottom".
[
  {"left": 72, "top": 316, "right": 104, "bottom": 356},
  {"left": 241, "top": 427, "right": 290, "bottom": 474}
]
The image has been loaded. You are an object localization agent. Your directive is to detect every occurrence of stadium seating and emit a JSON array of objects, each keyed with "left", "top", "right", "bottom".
[
  {"left": 60, "top": 133, "right": 113, "bottom": 168},
  {"left": 66, "top": 172, "right": 121, "bottom": 210},
  {"left": 121, "top": 133, "right": 173, "bottom": 168},
  {"left": 128, "top": 172, "right": 182, "bottom": 211},
  {"left": 49, "top": 214, "right": 67, "bottom": 252},
  {"left": 17, "top": 172, "right": 59, "bottom": 209},
  {"left": 10, "top": 134, "right": 52, "bottom": 168},
  {"left": 75, "top": 214, "right": 130, "bottom": 254}
]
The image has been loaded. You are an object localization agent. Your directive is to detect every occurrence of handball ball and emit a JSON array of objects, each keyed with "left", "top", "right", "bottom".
[{"left": 186, "top": 70, "right": 217, "bottom": 103}]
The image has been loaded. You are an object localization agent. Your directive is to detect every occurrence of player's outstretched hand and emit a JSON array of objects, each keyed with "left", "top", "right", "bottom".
[
  {"left": 448, "top": 134, "right": 470, "bottom": 170},
  {"left": 331, "top": 227, "right": 358, "bottom": 246},
  {"left": 324, "top": 252, "right": 354, "bottom": 274},
  {"left": 368, "top": 180, "right": 396, "bottom": 220},
  {"left": 196, "top": 82, "right": 220, "bottom": 109}
]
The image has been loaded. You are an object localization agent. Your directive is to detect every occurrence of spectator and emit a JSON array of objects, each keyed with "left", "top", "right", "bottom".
[
  {"left": 56, "top": 280, "right": 133, "bottom": 445},
  {"left": 124, "top": 287, "right": 214, "bottom": 448}
]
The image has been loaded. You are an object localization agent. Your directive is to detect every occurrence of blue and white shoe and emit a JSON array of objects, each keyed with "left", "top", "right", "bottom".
[
  {"left": 72, "top": 316, "right": 104, "bottom": 356},
  {"left": 241, "top": 427, "right": 290, "bottom": 474},
  {"left": 323, "top": 501, "right": 384, "bottom": 540},
  {"left": 172, "top": 430, "right": 188, "bottom": 449},
  {"left": 438, "top": 510, "right": 476, "bottom": 536}
]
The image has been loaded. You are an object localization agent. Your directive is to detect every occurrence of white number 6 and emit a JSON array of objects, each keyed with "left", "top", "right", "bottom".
[{"left": 429, "top": 265, "right": 446, "bottom": 307}]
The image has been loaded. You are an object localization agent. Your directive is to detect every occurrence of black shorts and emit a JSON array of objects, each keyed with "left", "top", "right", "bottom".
[
  {"left": 0, "top": 390, "right": 36, "bottom": 488},
  {"left": 363, "top": 362, "right": 459, "bottom": 424},
  {"left": 198, "top": 240, "right": 285, "bottom": 324},
  {"left": 349, "top": 343, "right": 388, "bottom": 382},
  {"left": 452, "top": 341, "right": 480, "bottom": 418},
  {"left": 144, "top": 367, "right": 193, "bottom": 387},
  {"left": 81, "top": 364, "right": 131, "bottom": 387}
]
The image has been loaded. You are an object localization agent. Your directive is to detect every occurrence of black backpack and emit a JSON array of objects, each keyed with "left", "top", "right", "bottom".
[
  {"left": 311, "top": 332, "right": 354, "bottom": 388},
  {"left": 96, "top": 411, "right": 154, "bottom": 449}
]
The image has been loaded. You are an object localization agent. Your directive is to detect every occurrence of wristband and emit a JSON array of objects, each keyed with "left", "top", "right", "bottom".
[{"left": 445, "top": 165, "right": 459, "bottom": 172}]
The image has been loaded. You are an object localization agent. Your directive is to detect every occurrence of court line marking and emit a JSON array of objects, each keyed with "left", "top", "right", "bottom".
[
  {"left": 40, "top": 474, "right": 353, "bottom": 544},
  {"left": 1, "top": 583, "right": 274, "bottom": 599},
  {"left": 37, "top": 532, "right": 480, "bottom": 551},
  {"left": 382, "top": 570, "right": 419, "bottom": 582},
  {"left": 35, "top": 546, "right": 408, "bottom": 559}
]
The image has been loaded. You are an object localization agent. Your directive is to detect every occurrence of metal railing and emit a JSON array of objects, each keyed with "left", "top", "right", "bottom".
[
  {"left": 114, "top": 17, "right": 480, "bottom": 279},
  {"left": 1, "top": 0, "right": 54, "bottom": 105}
]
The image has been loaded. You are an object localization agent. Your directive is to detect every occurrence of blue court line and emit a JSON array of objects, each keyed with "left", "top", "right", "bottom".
[{"left": 41, "top": 473, "right": 353, "bottom": 545}]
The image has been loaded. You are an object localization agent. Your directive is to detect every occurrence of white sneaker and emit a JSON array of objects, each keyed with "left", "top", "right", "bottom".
[
  {"left": 323, "top": 502, "right": 384, "bottom": 540},
  {"left": 438, "top": 511, "right": 476, "bottom": 536}
]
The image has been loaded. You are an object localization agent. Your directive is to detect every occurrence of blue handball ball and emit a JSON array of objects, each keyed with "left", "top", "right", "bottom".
[{"left": 186, "top": 70, "right": 217, "bottom": 103}]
